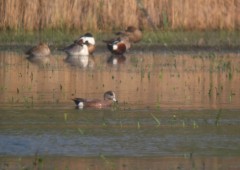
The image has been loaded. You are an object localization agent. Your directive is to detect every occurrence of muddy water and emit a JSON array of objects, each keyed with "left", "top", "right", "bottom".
[
  {"left": 0, "top": 50, "right": 240, "bottom": 170},
  {"left": 0, "top": 51, "right": 240, "bottom": 109}
]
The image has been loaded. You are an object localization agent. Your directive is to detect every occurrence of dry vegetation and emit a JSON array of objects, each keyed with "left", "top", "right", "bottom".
[{"left": 0, "top": 0, "right": 239, "bottom": 31}]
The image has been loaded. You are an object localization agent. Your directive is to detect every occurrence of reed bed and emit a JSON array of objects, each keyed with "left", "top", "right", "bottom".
[{"left": 0, "top": 0, "right": 239, "bottom": 31}]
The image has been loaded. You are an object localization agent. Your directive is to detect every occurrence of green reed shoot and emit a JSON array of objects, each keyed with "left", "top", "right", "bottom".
[
  {"left": 208, "top": 82, "right": 213, "bottom": 97},
  {"left": 33, "top": 153, "right": 44, "bottom": 170},
  {"left": 102, "top": 117, "right": 107, "bottom": 127},
  {"left": 64, "top": 113, "right": 68, "bottom": 121},
  {"left": 151, "top": 113, "right": 160, "bottom": 127},
  {"left": 193, "top": 120, "right": 198, "bottom": 128},
  {"left": 141, "top": 68, "right": 145, "bottom": 80},
  {"left": 229, "top": 91, "right": 236, "bottom": 102},
  {"left": 171, "top": 115, "right": 177, "bottom": 126},
  {"left": 30, "top": 72, "right": 33, "bottom": 82},
  {"left": 77, "top": 128, "right": 85, "bottom": 135},
  {"left": 182, "top": 120, "right": 186, "bottom": 127},
  {"left": 215, "top": 109, "right": 222, "bottom": 126},
  {"left": 148, "top": 71, "right": 151, "bottom": 80},
  {"left": 120, "top": 121, "right": 123, "bottom": 128},
  {"left": 228, "top": 70, "right": 232, "bottom": 80},
  {"left": 100, "top": 153, "right": 115, "bottom": 169},
  {"left": 229, "top": 93, "right": 232, "bottom": 102},
  {"left": 156, "top": 95, "right": 160, "bottom": 109},
  {"left": 158, "top": 71, "right": 163, "bottom": 80},
  {"left": 137, "top": 121, "right": 141, "bottom": 129}
]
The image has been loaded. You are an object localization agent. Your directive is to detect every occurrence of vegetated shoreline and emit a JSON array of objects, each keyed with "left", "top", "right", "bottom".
[{"left": 0, "top": 30, "right": 239, "bottom": 53}]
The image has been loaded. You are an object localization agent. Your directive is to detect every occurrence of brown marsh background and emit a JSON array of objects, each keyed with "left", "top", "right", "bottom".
[{"left": 0, "top": 0, "right": 239, "bottom": 31}]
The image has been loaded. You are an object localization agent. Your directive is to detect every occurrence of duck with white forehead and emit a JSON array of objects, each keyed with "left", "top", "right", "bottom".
[{"left": 75, "top": 33, "right": 96, "bottom": 55}]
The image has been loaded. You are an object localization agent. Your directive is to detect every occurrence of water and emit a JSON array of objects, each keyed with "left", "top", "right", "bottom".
[{"left": 0, "top": 48, "right": 240, "bottom": 169}]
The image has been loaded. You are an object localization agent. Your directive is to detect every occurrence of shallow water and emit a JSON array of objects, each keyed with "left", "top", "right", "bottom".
[
  {"left": 0, "top": 48, "right": 240, "bottom": 169},
  {"left": 1, "top": 108, "right": 240, "bottom": 156},
  {"left": 1, "top": 49, "right": 240, "bottom": 109}
]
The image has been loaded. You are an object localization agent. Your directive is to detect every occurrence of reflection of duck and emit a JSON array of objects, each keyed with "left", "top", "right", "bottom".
[
  {"left": 64, "top": 55, "right": 95, "bottom": 68},
  {"left": 103, "top": 36, "right": 130, "bottom": 55},
  {"left": 72, "top": 91, "right": 117, "bottom": 109},
  {"left": 25, "top": 43, "right": 51, "bottom": 57},
  {"left": 64, "top": 39, "right": 89, "bottom": 56},
  {"left": 107, "top": 55, "right": 126, "bottom": 65},
  {"left": 26, "top": 55, "right": 50, "bottom": 65},
  {"left": 115, "top": 26, "right": 142, "bottom": 43},
  {"left": 74, "top": 33, "right": 96, "bottom": 54}
]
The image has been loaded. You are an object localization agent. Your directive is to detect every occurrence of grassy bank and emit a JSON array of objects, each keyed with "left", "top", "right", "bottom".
[
  {"left": 0, "top": 29, "right": 239, "bottom": 48},
  {"left": 0, "top": 0, "right": 239, "bottom": 31}
]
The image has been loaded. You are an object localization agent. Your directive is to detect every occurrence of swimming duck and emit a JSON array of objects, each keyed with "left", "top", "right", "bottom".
[
  {"left": 75, "top": 33, "right": 96, "bottom": 54},
  {"left": 72, "top": 91, "right": 117, "bottom": 109},
  {"left": 64, "top": 39, "right": 89, "bottom": 56},
  {"left": 115, "top": 26, "right": 142, "bottom": 43},
  {"left": 25, "top": 43, "right": 51, "bottom": 57},
  {"left": 103, "top": 36, "right": 130, "bottom": 55}
]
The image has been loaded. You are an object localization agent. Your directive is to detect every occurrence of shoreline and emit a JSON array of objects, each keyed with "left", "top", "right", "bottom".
[{"left": 0, "top": 43, "right": 239, "bottom": 54}]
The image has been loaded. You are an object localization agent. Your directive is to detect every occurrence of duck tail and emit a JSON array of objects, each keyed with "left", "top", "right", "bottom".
[
  {"left": 72, "top": 98, "right": 85, "bottom": 105},
  {"left": 115, "top": 31, "right": 125, "bottom": 36}
]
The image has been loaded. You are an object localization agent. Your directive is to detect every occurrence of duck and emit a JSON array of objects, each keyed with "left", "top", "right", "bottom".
[
  {"left": 74, "top": 33, "right": 96, "bottom": 54},
  {"left": 103, "top": 36, "right": 130, "bottom": 55},
  {"left": 72, "top": 91, "right": 117, "bottom": 109},
  {"left": 64, "top": 39, "right": 89, "bottom": 56},
  {"left": 115, "top": 26, "right": 142, "bottom": 43},
  {"left": 25, "top": 42, "right": 51, "bottom": 57}
]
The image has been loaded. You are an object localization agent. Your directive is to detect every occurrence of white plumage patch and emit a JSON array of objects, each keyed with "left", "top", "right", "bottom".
[
  {"left": 78, "top": 102, "right": 84, "bottom": 109},
  {"left": 81, "top": 37, "right": 95, "bottom": 45},
  {"left": 113, "top": 44, "right": 118, "bottom": 50},
  {"left": 80, "top": 45, "right": 89, "bottom": 56}
]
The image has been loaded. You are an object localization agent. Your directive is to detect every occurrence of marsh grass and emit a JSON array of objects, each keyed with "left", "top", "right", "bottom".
[
  {"left": 143, "top": 30, "right": 240, "bottom": 46},
  {"left": 0, "top": 0, "right": 238, "bottom": 31}
]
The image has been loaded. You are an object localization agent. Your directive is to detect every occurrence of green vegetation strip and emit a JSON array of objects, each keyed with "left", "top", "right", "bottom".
[{"left": 0, "top": 30, "right": 239, "bottom": 47}]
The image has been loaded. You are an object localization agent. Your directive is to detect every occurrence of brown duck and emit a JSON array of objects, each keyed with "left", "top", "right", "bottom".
[
  {"left": 25, "top": 42, "right": 51, "bottom": 57},
  {"left": 115, "top": 26, "right": 142, "bottom": 43},
  {"left": 72, "top": 91, "right": 117, "bottom": 109}
]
